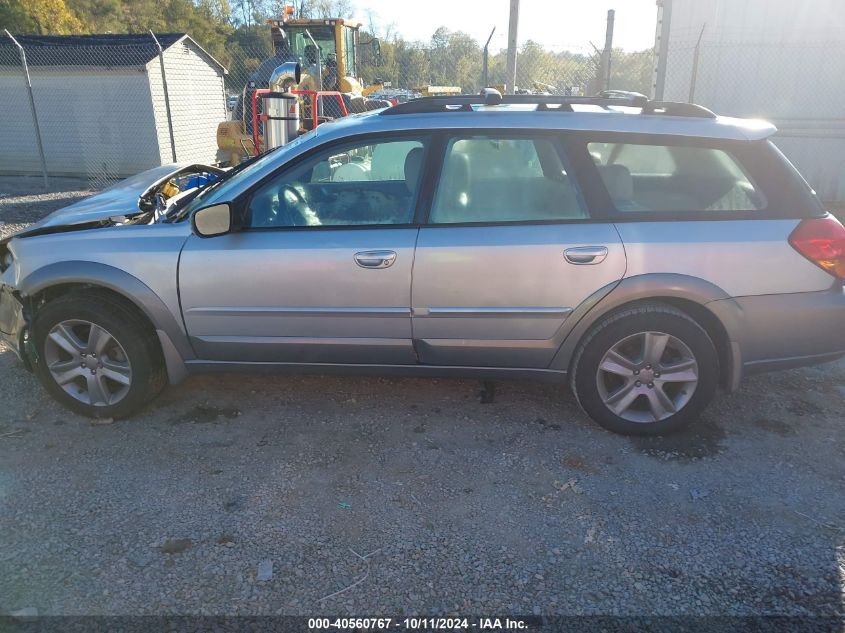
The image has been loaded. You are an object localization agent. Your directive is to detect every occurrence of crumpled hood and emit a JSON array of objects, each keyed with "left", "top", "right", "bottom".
[
  {"left": 3, "top": 163, "right": 221, "bottom": 242},
  {"left": 35, "top": 164, "right": 191, "bottom": 229}
]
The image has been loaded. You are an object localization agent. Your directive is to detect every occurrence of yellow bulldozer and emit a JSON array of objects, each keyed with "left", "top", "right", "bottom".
[
  {"left": 217, "top": 6, "right": 382, "bottom": 165},
  {"left": 268, "top": 8, "right": 371, "bottom": 94}
]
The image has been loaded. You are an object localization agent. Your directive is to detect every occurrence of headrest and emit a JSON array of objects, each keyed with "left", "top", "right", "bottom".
[
  {"left": 600, "top": 164, "right": 634, "bottom": 201},
  {"left": 447, "top": 151, "right": 471, "bottom": 190},
  {"left": 404, "top": 147, "right": 425, "bottom": 187}
]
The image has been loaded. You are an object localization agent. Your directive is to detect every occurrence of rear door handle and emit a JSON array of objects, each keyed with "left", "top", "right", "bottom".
[
  {"left": 354, "top": 250, "right": 397, "bottom": 268},
  {"left": 564, "top": 246, "right": 609, "bottom": 265}
]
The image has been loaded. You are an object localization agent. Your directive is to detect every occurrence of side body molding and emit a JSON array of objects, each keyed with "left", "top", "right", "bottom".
[
  {"left": 550, "top": 273, "right": 745, "bottom": 389},
  {"left": 19, "top": 261, "right": 192, "bottom": 384}
]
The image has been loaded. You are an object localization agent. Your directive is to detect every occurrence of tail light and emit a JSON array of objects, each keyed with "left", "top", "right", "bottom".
[{"left": 788, "top": 215, "right": 845, "bottom": 280}]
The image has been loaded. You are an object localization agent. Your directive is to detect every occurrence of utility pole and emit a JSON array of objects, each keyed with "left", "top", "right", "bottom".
[
  {"left": 599, "top": 9, "right": 615, "bottom": 92},
  {"left": 505, "top": 0, "right": 520, "bottom": 94}
]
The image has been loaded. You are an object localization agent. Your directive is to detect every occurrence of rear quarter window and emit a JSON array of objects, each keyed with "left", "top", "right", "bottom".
[
  {"left": 588, "top": 142, "right": 766, "bottom": 214},
  {"left": 572, "top": 135, "right": 825, "bottom": 220}
]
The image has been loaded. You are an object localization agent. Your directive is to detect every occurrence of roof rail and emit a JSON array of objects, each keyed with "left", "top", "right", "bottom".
[
  {"left": 380, "top": 90, "right": 717, "bottom": 119},
  {"left": 642, "top": 101, "right": 716, "bottom": 118},
  {"left": 596, "top": 89, "right": 648, "bottom": 101},
  {"left": 380, "top": 91, "right": 649, "bottom": 115}
]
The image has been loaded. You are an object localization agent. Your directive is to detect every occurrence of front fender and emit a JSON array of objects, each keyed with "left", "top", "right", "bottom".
[{"left": 19, "top": 260, "right": 192, "bottom": 383}]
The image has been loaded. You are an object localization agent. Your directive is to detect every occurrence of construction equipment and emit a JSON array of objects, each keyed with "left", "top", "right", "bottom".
[
  {"left": 268, "top": 7, "right": 374, "bottom": 94},
  {"left": 216, "top": 5, "right": 381, "bottom": 165}
]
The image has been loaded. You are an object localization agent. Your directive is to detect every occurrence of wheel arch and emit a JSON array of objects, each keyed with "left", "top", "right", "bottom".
[
  {"left": 552, "top": 273, "right": 744, "bottom": 391},
  {"left": 20, "top": 261, "right": 191, "bottom": 384}
]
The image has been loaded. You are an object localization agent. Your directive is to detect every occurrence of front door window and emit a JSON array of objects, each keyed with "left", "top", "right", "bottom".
[{"left": 246, "top": 137, "right": 428, "bottom": 228}]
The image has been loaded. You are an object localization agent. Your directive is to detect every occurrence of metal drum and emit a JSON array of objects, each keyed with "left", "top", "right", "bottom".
[{"left": 262, "top": 92, "right": 299, "bottom": 150}]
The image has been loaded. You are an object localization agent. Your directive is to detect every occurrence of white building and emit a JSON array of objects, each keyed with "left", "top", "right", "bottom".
[
  {"left": 0, "top": 33, "right": 227, "bottom": 179},
  {"left": 653, "top": 0, "right": 845, "bottom": 201}
]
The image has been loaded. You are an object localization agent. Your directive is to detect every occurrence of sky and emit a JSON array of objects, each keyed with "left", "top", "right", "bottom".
[{"left": 352, "top": 0, "right": 659, "bottom": 53}]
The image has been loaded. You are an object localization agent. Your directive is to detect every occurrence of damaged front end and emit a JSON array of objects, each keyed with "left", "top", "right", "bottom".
[
  {"left": 0, "top": 244, "right": 31, "bottom": 369},
  {"left": 0, "top": 163, "right": 222, "bottom": 369},
  {"left": 5, "top": 163, "right": 225, "bottom": 242}
]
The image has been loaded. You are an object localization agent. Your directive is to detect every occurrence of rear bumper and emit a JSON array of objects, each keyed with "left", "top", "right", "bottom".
[{"left": 720, "top": 285, "right": 845, "bottom": 378}]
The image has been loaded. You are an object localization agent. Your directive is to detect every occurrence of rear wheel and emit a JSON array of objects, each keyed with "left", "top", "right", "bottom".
[
  {"left": 32, "top": 293, "right": 166, "bottom": 418},
  {"left": 571, "top": 304, "right": 719, "bottom": 435}
]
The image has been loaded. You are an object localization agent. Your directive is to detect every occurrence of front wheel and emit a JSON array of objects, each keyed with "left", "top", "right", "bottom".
[
  {"left": 32, "top": 293, "right": 166, "bottom": 419},
  {"left": 571, "top": 304, "right": 719, "bottom": 435}
]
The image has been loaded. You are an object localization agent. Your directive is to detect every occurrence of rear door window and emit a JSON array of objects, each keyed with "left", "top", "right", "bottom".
[
  {"left": 429, "top": 135, "right": 587, "bottom": 223},
  {"left": 587, "top": 142, "right": 767, "bottom": 214}
]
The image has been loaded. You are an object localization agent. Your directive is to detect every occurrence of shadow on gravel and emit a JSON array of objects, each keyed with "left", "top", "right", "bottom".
[
  {"left": 170, "top": 405, "right": 241, "bottom": 425},
  {"left": 787, "top": 397, "right": 825, "bottom": 417},
  {"left": 752, "top": 417, "right": 797, "bottom": 436},
  {"left": 630, "top": 415, "right": 725, "bottom": 460}
]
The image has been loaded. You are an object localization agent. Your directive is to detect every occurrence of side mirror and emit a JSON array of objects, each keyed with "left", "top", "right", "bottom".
[{"left": 192, "top": 203, "right": 232, "bottom": 238}]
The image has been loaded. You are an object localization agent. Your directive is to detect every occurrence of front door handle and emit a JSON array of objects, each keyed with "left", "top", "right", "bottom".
[
  {"left": 354, "top": 250, "right": 397, "bottom": 269},
  {"left": 564, "top": 246, "right": 608, "bottom": 265}
]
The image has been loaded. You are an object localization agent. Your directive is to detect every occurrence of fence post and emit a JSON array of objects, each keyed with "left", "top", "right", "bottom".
[
  {"left": 482, "top": 26, "right": 496, "bottom": 90},
  {"left": 652, "top": 0, "right": 674, "bottom": 100},
  {"left": 150, "top": 31, "right": 178, "bottom": 163},
  {"left": 4, "top": 30, "right": 49, "bottom": 189},
  {"left": 600, "top": 9, "right": 615, "bottom": 91},
  {"left": 305, "top": 29, "right": 323, "bottom": 119},
  {"left": 688, "top": 23, "right": 707, "bottom": 103},
  {"left": 505, "top": 0, "right": 520, "bottom": 93}
]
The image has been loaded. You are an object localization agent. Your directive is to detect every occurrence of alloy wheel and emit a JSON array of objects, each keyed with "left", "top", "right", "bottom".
[
  {"left": 595, "top": 331, "right": 699, "bottom": 423},
  {"left": 42, "top": 319, "right": 133, "bottom": 407}
]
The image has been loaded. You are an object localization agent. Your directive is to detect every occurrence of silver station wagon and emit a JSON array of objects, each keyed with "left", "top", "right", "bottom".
[{"left": 2, "top": 92, "right": 845, "bottom": 435}]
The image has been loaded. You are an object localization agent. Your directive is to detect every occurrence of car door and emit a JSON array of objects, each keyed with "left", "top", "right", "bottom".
[
  {"left": 411, "top": 132, "right": 626, "bottom": 368},
  {"left": 179, "top": 134, "right": 429, "bottom": 364}
]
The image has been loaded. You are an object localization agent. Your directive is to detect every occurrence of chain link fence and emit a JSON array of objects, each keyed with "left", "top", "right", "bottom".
[
  {"left": 0, "top": 32, "right": 229, "bottom": 189},
  {"left": 0, "top": 27, "right": 653, "bottom": 188},
  {"left": 659, "top": 37, "right": 845, "bottom": 202}
]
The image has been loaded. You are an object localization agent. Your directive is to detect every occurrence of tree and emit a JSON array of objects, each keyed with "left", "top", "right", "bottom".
[
  {"left": 61, "top": 0, "right": 123, "bottom": 32},
  {"left": 428, "top": 28, "right": 481, "bottom": 92},
  {"left": 0, "top": 0, "right": 84, "bottom": 34},
  {"left": 314, "top": 0, "right": 354, "bottom": 17},
  {"left": 609, "top": 48, "right": 653, "bottom": 95},
  {"left": 223, "top": 23, "right": 272, "bottom": 90},
  {"left": 284, "top": 0, "right": 353, "bottom": 19}
]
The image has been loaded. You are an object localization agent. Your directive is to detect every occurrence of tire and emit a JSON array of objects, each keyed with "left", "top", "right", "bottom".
[
  {"left": 570, "top": 303, "right": 719, "bottom": 436},
  {"left": 32, "top": 292, "right": 166, "bottom": 419}
]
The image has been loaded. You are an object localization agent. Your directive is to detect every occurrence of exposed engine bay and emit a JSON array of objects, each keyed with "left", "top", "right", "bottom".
[
  {"left": 138, "top": 164, "right": 226, "bottom": 223},
  {"left": 0, "top": 163, "right": 227, "bottom": 248}
]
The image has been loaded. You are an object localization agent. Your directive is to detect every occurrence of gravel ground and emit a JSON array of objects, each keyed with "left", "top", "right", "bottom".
[
  {"left": 0, "top": 177, "right": 843, "bottom": 618},
  {"left": 0, "top": 176, "right": 98, "bottom": 240}
]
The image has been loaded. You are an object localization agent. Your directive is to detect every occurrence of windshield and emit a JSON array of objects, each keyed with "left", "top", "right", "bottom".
[
  {"left": 172, "top": 129, "right": 318, "bottom": 221},
  {"left": 287, "top": 26, "right": 335, "bottom": 66}
]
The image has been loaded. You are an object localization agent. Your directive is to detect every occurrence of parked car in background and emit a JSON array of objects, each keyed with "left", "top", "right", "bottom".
[
  {"left": 227, "top": 94, "right": 239, "bottom": 111},
  {"left": 2, "top": 92, "right": 844, "bottom": 435}
]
